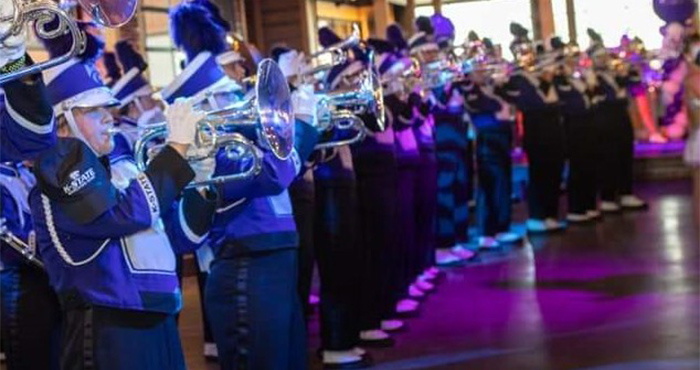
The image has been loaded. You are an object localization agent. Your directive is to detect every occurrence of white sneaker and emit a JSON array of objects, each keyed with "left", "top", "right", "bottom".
[
  {"left": 408, "top": 284, "right": 426, "bottom": 299},
  {"left": 414, "top": 279, "right": 435, "bottom": 292},
  {"left": 309, "top": 294, "right": 320, "bottom": 306},
  {"left": 450, "top": 245, "right": 476, "bottom": 260},
  {"left": 496, "top": 232, "right": 521, "bottom": 243},
  {"left": 435, "top": 249, "right": 462, "bottom": 266},
  {"left": 427, "top": 267, "right": 439, "bottom": 275},
  {"left": 600, "top": 201, "right": 621, "bottom": 213},
  {"left": 323, "top": 349, "right": 363, "bottom": 364},
  {"left": 478, "top": 236, "right": 500, "bottom": 249},
  {"left": 566, "top": 213, "right": 590, "bottom": 223},
  {"left": 396, "top": 299, "right": 419, "bottom": 313},
  {"left": 586, "top": 209, "right": 601, "bottom": 219},
  {"left": 360, "top": 329, "right": 390, "bottom": 341},
  {"left": 353, "top": 347, "right": 366, "bottom": 356},
  {"left": 381, "top": 319, "right": 405, "bottom": 332},
  {"left": 620, "top": 195, "right": 647, "bottom": 209},
  {"left": 419, "top": 271, "right": 436, "bottom": 281},
  {"left": 526, "top": 219, "right": 548, "bottom": 232},
  {"left": 545, "top": 218, "right": 566, "bottom": 231},
  {"left": 204, "top": 342, "right": 218, "bottom": 359}
]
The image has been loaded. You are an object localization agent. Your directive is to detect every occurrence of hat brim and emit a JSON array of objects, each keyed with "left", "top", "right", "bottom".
[{"left": 72, "top": 88, "right": 121, "bottom": 110}]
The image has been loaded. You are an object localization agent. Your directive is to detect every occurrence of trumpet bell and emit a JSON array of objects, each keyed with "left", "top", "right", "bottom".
[
  {"left": 256, "top": 58, "right": 295, "bottom": 160},
  {"left": 77, "top": 0, "right": 138, "bottom": 28}
]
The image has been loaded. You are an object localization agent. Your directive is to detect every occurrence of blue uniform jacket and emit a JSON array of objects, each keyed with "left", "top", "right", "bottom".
[
  {"left": 30, "top": 144, "right": 215, "bottom": 313},
  {"left": 0, "top": 163, "right": 37, "bottom": 268}
]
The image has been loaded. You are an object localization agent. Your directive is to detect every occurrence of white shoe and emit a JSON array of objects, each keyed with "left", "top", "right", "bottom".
[
  {"left": 360, "top": 329, "right": 390, "bottom": 341},
  {"left": 526, "top": 219, "right": 548, "bottom": 232},
  {"left": 450, "top": 245, "right": 476, "bottom": 260},
  {"left": 323, "top": 349, "right": 363, "bottom": 364},
  {"left": 408, "top": 284, "right": 426, "bottom": 299},
  {"left": 545, "top": 218, "right": 566, "bottom": 231},
  {"left": 620, "top": 195, "right": 647, "bottom": 209},
  {"left": 586, "top": 209, "right": 601, "bottom": 219},
  {"left": 204, "top": 343, "right": 218, "bottom": 359},
  {"left": 309, "top": 294, "right": 320, "bottom": 306},
  {"left": 496, "top": 232, "right": 521, "bottom": 243},
  {"left": 427, "top": 266, "right": 439, "bottom": 275},
  {"left": 419, "top": 271, "right": 436, "bottom": 281},
  {"left": 566, "top": 213, "right": 590, "bottom": 223},
  {"left": 478, "top": 236, "right": 500, "bottom": 249},
  {"left": 600, "top": 201, "right": 621, "bottom": 213},
  {"left": 396, "top": 299, "right": 419, "bottom": 313},
  {"left": 353, "top": 347, "right": 366, "bottom": 356},
  {"left": 414, "top": 279, "right": 435, "bottom": 292},
  {"left": 381, "top": 319, "right": 405, "bottom": 332},
  {"left": 0, "top": 352, "right": 5, "bottom": 362},
  {"left": 435, "top": 249, "right": 462, "bottom": 266}
]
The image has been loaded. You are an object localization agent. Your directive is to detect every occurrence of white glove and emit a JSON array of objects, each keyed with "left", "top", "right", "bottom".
[
  {"left": 165, "top": 98, "right": 205, "bottom": 146},
  {"left": 278, "top": 50, "right": 304, "bottom": 79},
  {"left": 291, "top": 83, "right": 317, "bottom": 124},
  {"left": 189, "top": 156, "right": 216, "bottom": 184},
  {"left": 0, "top": 0, "right": 26, "bottom": 69}
]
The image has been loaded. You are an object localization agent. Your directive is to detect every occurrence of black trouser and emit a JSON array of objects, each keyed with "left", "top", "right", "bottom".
[
  {"left": 522, "top": 109, "right": 566, "bottom": 220},
  {"left": 564, "top": 112, "right": 598, "bottom": 214},
  {"left": 314, "top": 179, "right": 361, "bottom": 350},
  {"left": 476, "top": 124, "right": 513, "bottom": 237},
  {"left": 290, "top": 173, "right": 316, "bottom": 316},
  {"left": 206, "top": 248, "right": 307, "bottom": 370},
  {"left": 595, "top": 101, "right": 635, "bottom": 202},
  {"left": 415, "top": 149, "right": 438, "bottom": 273},
  {"left": 176, "top": 255, "right": 214, "bottom": 345},
  {"left": 354, "top": 152, "right": 398, "bottom": 330},
  {"left": 1, "top": 265, "right": 61, "bottom": 370},
  {"left": 395, "top": 161, "right": 419, "bottom": 300},
  {"left": 60, "top": 303, "right": 185, "bottom": 370}
]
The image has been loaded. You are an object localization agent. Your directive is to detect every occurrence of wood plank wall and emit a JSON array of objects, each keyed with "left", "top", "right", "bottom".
[{"left": 245, "top": 0, "right": 317, "bottom": 55}]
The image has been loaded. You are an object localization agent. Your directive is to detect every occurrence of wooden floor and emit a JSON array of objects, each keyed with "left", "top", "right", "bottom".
[{"left": 179, "top": 179, "right": 700, "bottom": 370}]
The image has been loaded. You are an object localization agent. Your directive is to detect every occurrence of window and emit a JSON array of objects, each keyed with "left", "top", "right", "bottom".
[
  {"left": 142, "top": 0, "right": 186, "bottom": 88},
  {"left": 415, "top": 0, "right": 533, "bottom": 60}
]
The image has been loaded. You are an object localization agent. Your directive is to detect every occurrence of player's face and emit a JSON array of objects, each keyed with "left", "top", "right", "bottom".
[{"left": 73, "top": 106, "right": 116, "bottom": 156}]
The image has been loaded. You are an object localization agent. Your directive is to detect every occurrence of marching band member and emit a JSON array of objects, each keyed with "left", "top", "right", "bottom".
[
  {"left": 0, "top": 0, "right": 56, "bottom": 162},
  {"left": 499, "top": 23, "right": 566, "bottom": 233},
  {"left": 460, "top": 37, "right": 520, "bottom": 248},
  {"left": 168, "top": 3, "right": 320, "bottom": 368},
  {"left": 587, "top": 31, "right": 647, "bottom": 213},
  {"left": 550, "top": 38, "right": 599, "bottom": 223},
  {"left": 101, "top": 52, "right": 121, "bottom": 88},
  {"left": 31, "top": 20, "right": 216, "bottom": 368},
  {"left": 1, "top": 161, "right": 62, "bottom": 370},
  {"left": 409, "top": 18, "right": 474, "bottom": 263},
  {"left": 311, "top": 26, "right": 371, "bottom": 369}
]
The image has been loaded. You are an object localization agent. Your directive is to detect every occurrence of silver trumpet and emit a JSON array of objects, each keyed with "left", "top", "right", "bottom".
[
  {"left": 134, "top": 59, "right": 294, "bottom": 188},
  {"left": 314, "top": 50, "right": 386, "bottom": 150},
  {"left": 0, "top": 0, "right": 138, "bottom": 84},
  {"left": 299, "top": 24, "right": 360, "bottom": 78},
  {"left": 0, "top": 218, "right": 43, "bottom": 269}
]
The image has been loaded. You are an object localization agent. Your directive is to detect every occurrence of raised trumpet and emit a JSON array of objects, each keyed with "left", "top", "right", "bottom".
[
  {"left": 300, "top": 24, "right": 360, "bottom": 78},
  {"left": 314, "top": 50, "right": 386, "bottom": 150},
  {"left": 0, "top": 0, "right": 138, "bottom": 84},
  {"left": 134, "top": 59, "right": 295, "bottom": 188}
]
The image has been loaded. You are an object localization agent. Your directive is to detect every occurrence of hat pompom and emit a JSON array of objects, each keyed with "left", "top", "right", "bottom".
[
  {"left": 468, "top": 31, "right": 480, "bottom": 42},
  {"left": 550, "top": 36, "right": 565, "bottom": 51},
  {"left": 40, "top": 19, "right": 104, "bottom": 62},
  {"left": 386, "top": 24, "right": 408, "bottom": 53},
  {"left": 483, "top": 37, "right": 494, "bottom": 50},
  {"left": 318, "top": 27, "right": 342, "bottom": 48},
  {"left": 115, "top": 40, "right": 148, "bottom": 72},
  {"left": 587, "top": 28, "right": 604, "bottom": 45},
  {"left": 367, "top": 38, "right": 395, "bottom": 55},
  {"left": 415, "top": 16, "right": 434, "bottom": 36},
  {"left": 170, "top": 2, "right": 227, "bottom": 61},
  {"left": 102, "top": 52, "right": 121, "bottom": 87},
  {"left": 190, "top": 0, "right": 231, "bottom": 31}
]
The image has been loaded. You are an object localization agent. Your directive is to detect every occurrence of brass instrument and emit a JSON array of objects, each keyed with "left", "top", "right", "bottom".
[
  {"left": 0, "top": 218, "right": 43, "bottom": 269},
  {"left": 314, "top": 50, "right": 386, "bottom": 150},
  {"left": 134, "top": 59, "right": 294, "bottom": 188},
  {"left": 0, "top": 0, "right": 138, "bottom": 84},
  {"left": 301, "top": 24, "right": 360, "bottom": 78}
]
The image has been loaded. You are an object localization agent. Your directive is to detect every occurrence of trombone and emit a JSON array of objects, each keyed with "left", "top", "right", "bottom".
[
  {"left": 134, "top": 59, "right": 295, "bottom": 188},
  {"left": 0, "top": 0, "right": 138, "bottom": 84},
  {"left": 0, "top": 218, "right": 43, "bottom": 269}
]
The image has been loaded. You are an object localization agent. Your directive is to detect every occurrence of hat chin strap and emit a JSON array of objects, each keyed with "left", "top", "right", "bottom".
[{"left": 64, "top": 109, "right": 99, "bottom": 156}]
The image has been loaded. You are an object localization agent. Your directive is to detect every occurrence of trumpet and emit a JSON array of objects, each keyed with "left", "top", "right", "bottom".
[
  {"left": 0, "top": 0, "right": 138, "bottom": 84},
  {"left": 134, "top": 59, "right": 295, "bottom": 188},
  {"left": 300, "top": 24, "right": 360, "bottom": 78},
  {"left": 0, "top": 218, "right": 43, "bottom": 269},
  {"left": 314, "top": 51, "right": 386, "bottom": 150}
]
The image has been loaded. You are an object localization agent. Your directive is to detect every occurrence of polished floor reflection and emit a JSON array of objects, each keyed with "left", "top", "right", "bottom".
[{"left": 179, "top": 180, "right": 700, "bottom": 370}]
